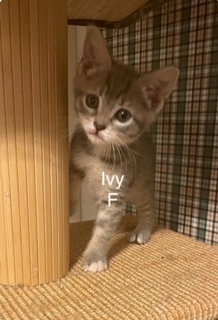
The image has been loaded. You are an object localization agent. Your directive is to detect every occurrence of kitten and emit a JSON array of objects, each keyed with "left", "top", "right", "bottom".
[{"left": 70, "top": 26, "right": 179, "bottom": 273}]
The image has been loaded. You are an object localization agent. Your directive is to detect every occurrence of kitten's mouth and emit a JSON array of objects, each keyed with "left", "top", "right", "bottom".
[{"left": 87, "top": 131, "right": 104, "bottom": 144}]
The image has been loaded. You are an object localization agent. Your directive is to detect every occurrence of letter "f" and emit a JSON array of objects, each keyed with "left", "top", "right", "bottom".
[{"left": 108, "top": 193, "right": 118, "bottom": 207}]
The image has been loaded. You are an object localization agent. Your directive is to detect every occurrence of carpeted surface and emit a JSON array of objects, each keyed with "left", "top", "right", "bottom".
[{"left": 0, "top": 216, "right": 218, "bottom": 319}]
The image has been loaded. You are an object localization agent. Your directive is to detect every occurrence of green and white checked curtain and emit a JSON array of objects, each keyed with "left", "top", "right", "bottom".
[{"left": 102, "top": 0, "right": 218, "bottom": 245}]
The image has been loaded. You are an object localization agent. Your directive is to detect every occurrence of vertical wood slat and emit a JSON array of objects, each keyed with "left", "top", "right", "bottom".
[{"left": 0, "top": 0, "right": 69, "bottom": 285}]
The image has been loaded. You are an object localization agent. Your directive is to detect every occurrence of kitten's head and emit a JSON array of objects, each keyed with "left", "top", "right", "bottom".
[{"left": 74, "top": 26, "right": 179, "bottom": 146}]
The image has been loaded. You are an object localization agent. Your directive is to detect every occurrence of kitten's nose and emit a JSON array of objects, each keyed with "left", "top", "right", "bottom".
[{"left": 94, "top": 121, "right": 106, "bottom": 132}]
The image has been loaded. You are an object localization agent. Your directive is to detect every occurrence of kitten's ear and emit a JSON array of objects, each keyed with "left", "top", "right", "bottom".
[
  {"left": 79, "top": 26, "right": 111, "bottom": 76},
  {"left": 138, "top": 66, "right": 180, "bottom": 113}
]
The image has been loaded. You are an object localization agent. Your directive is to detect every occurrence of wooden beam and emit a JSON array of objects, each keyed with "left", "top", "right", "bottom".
[{"left": 68, "top": 0, "right": 173, "bottom": 29}]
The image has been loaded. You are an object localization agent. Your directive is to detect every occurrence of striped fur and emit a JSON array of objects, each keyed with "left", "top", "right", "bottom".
[{"left": 70, "top": 27, "right": 179, "bottom": 272}]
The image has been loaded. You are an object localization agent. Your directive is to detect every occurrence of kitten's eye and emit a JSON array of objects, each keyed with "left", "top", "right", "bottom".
[
  {"left": 86, "top": 94, "right": 99, "bottom": 109},
  {"left": 115, "top": 109, "right": 132, "bottom": 123}
]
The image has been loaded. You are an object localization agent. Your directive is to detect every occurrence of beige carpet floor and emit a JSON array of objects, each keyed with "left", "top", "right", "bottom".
[{"left": 0, "top": 216, "right": 218, "bottom": 319}]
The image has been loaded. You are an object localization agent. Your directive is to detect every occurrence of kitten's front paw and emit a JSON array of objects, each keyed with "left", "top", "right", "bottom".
[
  {"left": 129, "top": 227, "right": 152, "bottom": 244},
  {"left": 82, "top": 252, "right": 108, "bottom": 273},
  {"left": 83, "top": 260, "right": 108, "bottom": 273}
]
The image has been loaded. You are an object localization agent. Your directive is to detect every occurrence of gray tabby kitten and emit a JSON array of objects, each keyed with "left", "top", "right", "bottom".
[{"left": 70, "top": 26, "right": 179, "bottom": 273}]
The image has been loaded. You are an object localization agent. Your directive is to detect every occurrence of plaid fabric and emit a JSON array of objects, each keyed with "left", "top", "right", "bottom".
[{"left": 102, "top": 0, "right": 218, "bottom": 245}]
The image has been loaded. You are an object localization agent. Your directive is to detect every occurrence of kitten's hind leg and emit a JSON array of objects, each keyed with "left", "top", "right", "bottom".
[
  {"left": 82, "top": 200, "right": 124, "bottom": 272},
  {"left": 129, "top": 192, "right": 156, "bottom": 244}
]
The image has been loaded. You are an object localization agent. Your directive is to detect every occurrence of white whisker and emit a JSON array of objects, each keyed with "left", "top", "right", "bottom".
[{"left": 116, "top": 137, "right": 137, "bottom": 180}]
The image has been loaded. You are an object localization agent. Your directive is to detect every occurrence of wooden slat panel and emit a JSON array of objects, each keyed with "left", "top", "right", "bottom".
[{"left": 0, "top": 0, "right": 69, "bottom": 285}]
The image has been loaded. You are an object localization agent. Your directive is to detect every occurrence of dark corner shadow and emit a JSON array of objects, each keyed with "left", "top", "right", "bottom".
[
  {"left": 108, "top": 234, "right": 130, "bottom": 262},
  {"left": 70, "top": 216, "right": 163, "bottom": 269}
]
